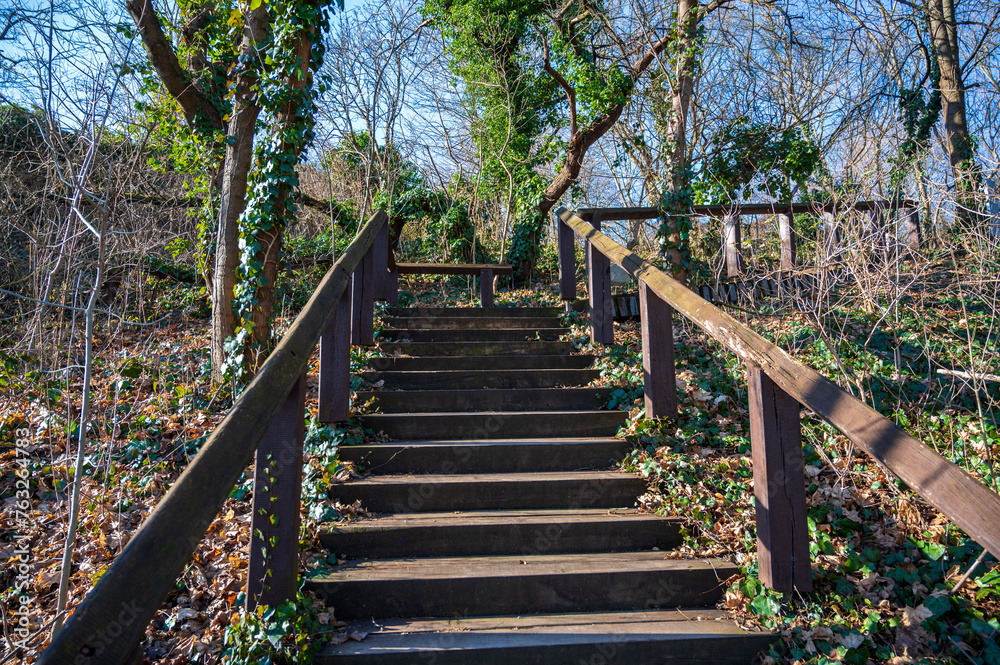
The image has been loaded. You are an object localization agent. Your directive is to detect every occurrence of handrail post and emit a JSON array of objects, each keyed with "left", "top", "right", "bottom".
[
  {"left": 904, "top": 206, "right": 922, "bottom": 251},
  {"left": 778, "top": 208, "right": 796, "bottom": 275},
  {"left": 479, "top": 268, "right": 494, "bottom": 307},
  {"left": 247, "top": 370, "right": 307, "bottom": 610},
  {"left": 373, "top": 220, "right": 398, "bottom": 306},
  {"left": 723, "top": 212, "right": 742, "bottom": 279},
  {"left": 319, "top": 290, "right": 351, "bottom": 423},
  {"left": 821, "top": 207, "right": 839, "bottom": 267},
  {"left": 351, "top": 241, "right": 376, "bottom": 346},
  {"left": 557, "top": 213, "right": 576, "bottom": 300},
  {"left": 747, "top": 364, "right": 812, "bottom": 592},
  {"left": 587, "top": 213, "right": 613, "bottom": 344},
  {"left": 639, "top": 282, "right": 677, "bottom": 419}
]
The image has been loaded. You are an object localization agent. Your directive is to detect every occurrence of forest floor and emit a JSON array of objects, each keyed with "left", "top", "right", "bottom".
[{"left": 2, "top": 269, "right": 999, "bottom": 664}]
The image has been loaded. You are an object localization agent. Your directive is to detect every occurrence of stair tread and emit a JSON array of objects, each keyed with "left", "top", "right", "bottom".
[
  {"left": 311, "top": 551, "right": 735, "bottom": 581},
  {"left": 361, "top": 410, "right": 624, "bottom": 417},
  {"left": 365, "top": 355, "right": 596, "bottom": 372},
  {"left": 318, "top": 609, "right": 771, "bottom": 658},
  {"left": 343, "top": 470, "right": 637, "bottom": 485},
  {"left": 324, "top": 508, "right": 672, "bottom": 529},
  {"left": 342, "top": 437, "right": 625, "bottom": 447},
  {"left": 386, "top": 307, "right": 563, "bottom": 317},
  {"left": 378, "top": 341, "right": 579, "bottom": 356}
]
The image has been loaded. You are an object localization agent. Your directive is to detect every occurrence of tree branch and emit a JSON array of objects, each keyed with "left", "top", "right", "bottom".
[
  {"left": 539, "top": 30, "right": 577, "bottom": 135},
  {"left": 125, "top": 0, "right": 225, "bottom": 132}
]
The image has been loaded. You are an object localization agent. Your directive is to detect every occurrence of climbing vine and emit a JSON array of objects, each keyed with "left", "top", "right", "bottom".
[
  {"left": 224, "top": 0, "right": 333, "bottom": 381},
  {"left": 890, "top": 17, "right": 942, "bottom": 195},
  {"left": 694, "top": 117, "right": 824, "bottom": 205},
  {"left": 654, "top": 4, "right": 705, "bottom": 282},
  {"left": 379, "top": 185, "right": 489, "bottom": 263}
]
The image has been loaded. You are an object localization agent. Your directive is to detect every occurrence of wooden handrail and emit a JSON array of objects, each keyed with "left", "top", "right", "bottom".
[
  {"left": 40, "top": 211, "right": 389, "bottom": 665},
  {"left": 556, "top": 206, "right": 1000, "bottom": 585},
  {"left": 578, "top": 199, "right": 917, "bottom": 220}
]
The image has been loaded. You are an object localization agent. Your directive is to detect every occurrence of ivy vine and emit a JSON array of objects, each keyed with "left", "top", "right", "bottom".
[{"left": 224, "top": 0, "right": 332, "bottom": 381}]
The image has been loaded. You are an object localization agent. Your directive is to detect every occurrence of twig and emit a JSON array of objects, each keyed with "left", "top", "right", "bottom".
[
  {"left": 936, "top": 368, "right": 1000, "bottom": 383},
  {"left": 948, "top": 550, "right": 988, "bottom": 596}
]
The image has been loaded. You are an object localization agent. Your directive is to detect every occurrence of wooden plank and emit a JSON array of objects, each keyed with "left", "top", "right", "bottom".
[
  {"left": 351, "top": 245, "right": 375, "bottom": 346},
  {"left": 587, "top": 213, "right": 613, "bottom": 344},
  {"left": 904, "top": 207, "right": 922, "bottom": 251},
  {"left": 373, "top": 221, "right": 399, "bottom": 305},
  {"left": 38, "top": 211, "right": 388, "bottom": 665},
  {"left": 247, "top": 370, "right": 306, "bottom": 609},
  {"left": 577, "top": 200, "right": 917, "bottom": 221},
  {"left": 558, "top": 216, "right": 577, "bottom": 300},
  {"left": 869, "top": 206, "right": 887, "bottom": 265},
  {"left": 318, "top": 290, "right": 351, "bottom": 423},
  {"left": 747, "top": 365, "right": 811, "bottom": 592},
  {"left": 640, "top": 282, "right": 677, "bottom": 420},
  {"left": 723, "top": 213, "right": 742, "bottom": 279},
  {"left": 479, "top": 268, "right": 494, "bottom": 308},
  {"left": 778, "top": 211, "right": 796, "bottom": 273},
  {"left": 821, "top": 210, "right": 839, "bottom": 266},
  {"left": 396, "top": 262, "right": 514, "bottom": 276},
  {"left": 372, "top": 221, "right": 391, "bottom": 302},
  {"left": 555, "top": 206, "right": 1000, "bottom": 562}
]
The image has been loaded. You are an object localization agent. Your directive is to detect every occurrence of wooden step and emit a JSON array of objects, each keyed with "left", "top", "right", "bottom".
[
  {"left": 305, "top": 552, "right": 737, "bottom": 619},
  {"left": 356, "top": 388, "right": 615, "bottom": 414},
  {"left": 340, "top": 438, "right": 632, "bottom": 474},
  {"left": 361, "top": 368, "right": 600, "bottom": 390},
  {"left": 321, "top": 509, "right": 682, "bottom": 558},
  {"left": 329, "top": 470, "right": 646, "bottom": 513},
  {"left": 359, "top": 410, "right": 628, "bottom": 439},
  {"left": 386, "top": 306, "right": 563, "bottom": 318},
  {"left": 315, "top": 610, "right": 777, "bottom": 664},
  {"left": 380, "top": 328, "right": 564, "bottom": 342},
  {"left": 383, "top": 316, "right": 563, "bottom": 330},
  {"left": 379, "top": 341, "right": 579, "bottom": 356},
  {"left": 364, "top": 354, "right": 595, "bottom": 372}
]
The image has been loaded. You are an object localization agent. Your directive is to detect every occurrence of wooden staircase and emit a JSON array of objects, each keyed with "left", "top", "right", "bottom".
[{"left": 307, "top": 306, "right": 775, "bottom": 664}]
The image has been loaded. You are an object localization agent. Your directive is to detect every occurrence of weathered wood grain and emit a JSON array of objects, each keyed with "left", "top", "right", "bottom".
[
  {"left": 778, "top": 211, "right": 796, "bottom": 273},
  {"left": 247, "top": 371, "right": 306, "bottom": 609},
  {"left": 318, "top": 290, "right": 351, "bottom": 423},
  {"left": 395, "top": 262, "right": 514, "bottom": 276},
  {"left": 723, "top": 213, "right": 742, "bottom": 279},
  {"left": 640, "top": 282, "right": 677, "bottom": 420},
  {"left": 558, "top": 216, "right": 576, "bottom": 300},
  {"left": 748, "top": 365, "right": 811, "bottom": 592},
  {"left": 587, "top": 213, "right": 613, "bottom": 344}
]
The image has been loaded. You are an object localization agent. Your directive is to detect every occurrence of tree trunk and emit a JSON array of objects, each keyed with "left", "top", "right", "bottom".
[
  {"left": 659, "top": 0, "right": 698, "bottom": 285},
  {"left": 248, "top": 13, "right": 318, "bottom": 364},
  {"left": 211, "top": 6, "right": 269, "bottom": 381},
  {"left": 927, "top": 0, "right": 979, "bottom": 230}
]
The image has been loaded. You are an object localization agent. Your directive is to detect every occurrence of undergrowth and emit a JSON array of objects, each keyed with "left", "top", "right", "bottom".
[{"left": 570, "top": 278, "right": 1000, "bottom": 664}]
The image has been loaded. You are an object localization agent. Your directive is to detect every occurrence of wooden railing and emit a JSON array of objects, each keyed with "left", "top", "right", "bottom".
[
  {"left": 579, "top": 200, "right": 920, "bottom": 279},
  {"left": 40, "top": 211, "right": 395, "bottom": 665},
  {"left": 557, "top": 205, "right": 1000, "bottom": 591}
]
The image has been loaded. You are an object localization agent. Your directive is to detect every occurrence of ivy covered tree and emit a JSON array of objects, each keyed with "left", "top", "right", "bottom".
[
  {"left": 427, "top": 0, "right": 740, "bottom": 284},
  {"left": 694, "top": 117, "right": 824, "bottom": 205},
  {"left": 128, "top": 0, "right": 339, "bottom": 379}
]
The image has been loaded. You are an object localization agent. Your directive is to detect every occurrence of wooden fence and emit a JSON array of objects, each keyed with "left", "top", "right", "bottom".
[
  {"left": 557, "top": 205, "right": 1000, "bottom": 592},
  {"left": 580, "top": 200, "right": 920, "bottom": 279}
]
